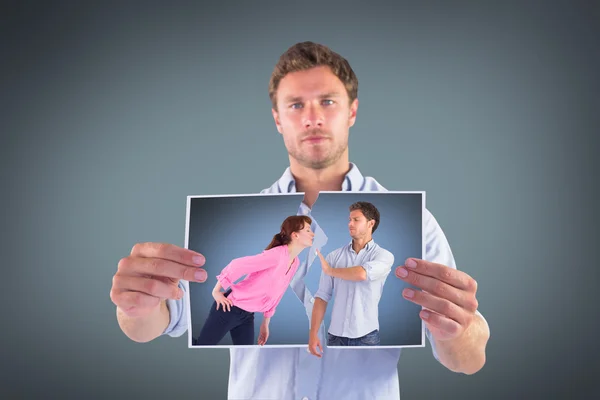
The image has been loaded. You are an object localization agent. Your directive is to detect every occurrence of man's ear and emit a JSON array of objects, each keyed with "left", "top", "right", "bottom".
[
  {"left": 272, "top": 108, "right": 283, "bottom": 134},
  {"left": 348, "top": 98, "right": 359, "bottom": 128}
]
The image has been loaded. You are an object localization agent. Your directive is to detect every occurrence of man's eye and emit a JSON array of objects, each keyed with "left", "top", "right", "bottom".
[
  {"left": 291, "top": 103, "right": 303, "bottom": 109},
  {"left": 322, "top": 100, "right": 334, "bottom": 105}
]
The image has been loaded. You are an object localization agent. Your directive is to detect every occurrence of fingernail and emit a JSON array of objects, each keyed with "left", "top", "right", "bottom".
[
  {"left": 194, "top": 269, "right": 207, "bottom": 281},
  {"left": 422, "top": 311, "right": 430, "bottom": 319},
  {"left": 193, "top": 255, "right": 205, "bottom": 265},
  {"left": 404, "top": 288, "right": 414, "bottom": 298},
  {"left": 397, "top": 267, "right": 408, "bottom": 278},
  {"left": 406, "top": 259, "right": 417, "bottom": 268}
]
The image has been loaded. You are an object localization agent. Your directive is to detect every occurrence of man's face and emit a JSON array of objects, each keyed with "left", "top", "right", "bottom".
[
  {"left": 272, "top": 65, "right": 358, "bottom": 170},
  {"left": 348, "top": 209, "right": 373, "bottom": 239}
]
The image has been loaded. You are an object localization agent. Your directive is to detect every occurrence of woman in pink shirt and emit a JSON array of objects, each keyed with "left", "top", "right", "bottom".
[{"left": 194, "top": 215, "right": 314, "bottom": 346}]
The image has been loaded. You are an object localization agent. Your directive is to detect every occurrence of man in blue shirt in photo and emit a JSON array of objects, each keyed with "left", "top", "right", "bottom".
[
  {"left": 309, "top": 201, "right": 395, "bottom": 351},
  {"left": 110, "top": 41, "right": 490, "bottom": 400}
]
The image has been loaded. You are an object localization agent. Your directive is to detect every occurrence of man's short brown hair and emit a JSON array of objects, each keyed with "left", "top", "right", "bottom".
[
  {"left": 349, "top": 201, "right": 380, "bottom": 234},
  {"left": 268, "top": 41, "right": 358, "bottom": 110}
]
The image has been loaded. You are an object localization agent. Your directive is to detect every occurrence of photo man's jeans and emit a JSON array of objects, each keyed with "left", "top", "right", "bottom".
[{"left": 326, "top": 329, "right": 381, "bottom": 346}]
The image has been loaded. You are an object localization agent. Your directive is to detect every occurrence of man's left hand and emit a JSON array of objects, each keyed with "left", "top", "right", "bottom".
[
  {"left": 395, "top": 258, "right": 479, "bottom": 342},
  {"left": 316, "top": 249, "right": 333, "bottom": 276}
]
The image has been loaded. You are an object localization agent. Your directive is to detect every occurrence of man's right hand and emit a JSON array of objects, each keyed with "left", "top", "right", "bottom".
[
  {"left": 110, "top": 242, "right": 208, "bottom": 319},
  {"left": 308, "top": 332, "right": 323, "bottom": 358}
]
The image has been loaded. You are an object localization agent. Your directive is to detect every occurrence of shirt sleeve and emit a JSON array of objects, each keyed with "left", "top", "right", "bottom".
[
  {"left": 263, "top": 308, "right": 276, "bottom": 318},
  {"left": 263, "top": 291, "right": 284, "bottom": 318},
  {"left": 422, "top": 208, "right": 487, "bottom": 362},
  {"left": 362, "top": 248, "right": 395, "bottom": 281},
  {"left": 314, "top": 252, "right": 335, "bottom": 302},
  {"left": 297, "top": 201, "right": 311, "bottom": 216},
  {"left": 216, "top": 250, "right": 278, "bottom": 290},
  {"left": 162, "top": 279, "right": 189, "bottom": 337}
]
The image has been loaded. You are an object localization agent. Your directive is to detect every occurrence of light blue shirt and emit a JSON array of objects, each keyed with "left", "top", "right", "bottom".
[
  {"left": 315, "top": 239, "right": 395, "bottom": 338},
  {"left": 164, "top": 162, "right": 487, "bottom": 400}
]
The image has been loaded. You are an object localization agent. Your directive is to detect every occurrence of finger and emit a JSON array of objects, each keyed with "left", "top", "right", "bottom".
[
  {"left": 130, "top": 242, "right": 206, "bottom": 267},
  {"left": 310, "top": 346, "right": 320, "bottom": 357},
  {"left": 113, "top": 275, "right": 183, "bottom": 300},
  {"left": 112, "top": 289, "right": 161, "bottom": 313},
  {"left": 118, "top": 256, "right": 207, "bottom": 283},
  {"left": 402, "top": 288, "right": 471, "bottom": 325},
  {"left": 396, "top": 268, "right": 478, "bottom": 312},
  {"left": 400, "top": 258, "right": 477, "bottom": 292},
  {"left": 421, "top": 309, "right": 462, "bottom": 337}
]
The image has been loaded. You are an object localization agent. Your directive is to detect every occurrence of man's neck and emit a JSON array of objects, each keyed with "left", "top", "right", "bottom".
[
  {"left": 352, "top": 237, "right": 372, "bottom": 253},
  {"left": 289, "top": 156, "right": 351, "bottom": 208}
]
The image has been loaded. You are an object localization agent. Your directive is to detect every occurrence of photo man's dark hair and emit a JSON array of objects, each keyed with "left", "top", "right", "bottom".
[{"left": 349, "top": 201, "right": 380, "bottom": 233}]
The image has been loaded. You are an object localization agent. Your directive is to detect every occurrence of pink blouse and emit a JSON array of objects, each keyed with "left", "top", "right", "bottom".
[{"left": 216, "top": 245, "right": 299, "bottom": 318}]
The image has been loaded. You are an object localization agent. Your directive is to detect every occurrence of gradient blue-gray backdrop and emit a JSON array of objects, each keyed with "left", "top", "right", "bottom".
[
  {"left": 3, "top": 1, "right": 598, "bottom": 399},
  {"left": 188, "top": 192, "right": 423, "bottom": 347}
]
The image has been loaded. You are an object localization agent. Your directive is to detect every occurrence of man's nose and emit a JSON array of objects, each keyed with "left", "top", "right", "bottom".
[{"left": 302, "top": 105, "right": 324, "bottom": 129}]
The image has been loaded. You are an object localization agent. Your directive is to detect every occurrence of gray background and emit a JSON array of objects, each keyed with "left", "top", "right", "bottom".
[
  {"left": 188, "top": 192, "right": 422, "bottom": 346},
  {"left": 2, "top": 0, "right": 598, "bottom": 399}
]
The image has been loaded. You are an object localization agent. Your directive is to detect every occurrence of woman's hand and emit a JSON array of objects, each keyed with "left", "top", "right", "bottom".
[
  {"left": 212, "top": 290, "right": 233, "bottom": 311},
  {"left": 258, "top": 319, "right": 270, "bottom": 345}
]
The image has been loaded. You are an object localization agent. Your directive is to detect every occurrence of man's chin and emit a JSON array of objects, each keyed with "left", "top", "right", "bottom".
[{"left": 298, "top": 155, "right": 336, "bottom": 170}]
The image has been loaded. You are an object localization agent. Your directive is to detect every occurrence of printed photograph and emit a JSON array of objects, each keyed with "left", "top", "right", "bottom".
[{"left": 185, "top": 191, "right": 424, "bottom": 349}]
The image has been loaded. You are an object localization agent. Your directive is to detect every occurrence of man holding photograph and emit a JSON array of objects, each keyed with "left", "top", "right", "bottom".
[{"left": 110, "top": 41, "right": 490, "bottom": 399}]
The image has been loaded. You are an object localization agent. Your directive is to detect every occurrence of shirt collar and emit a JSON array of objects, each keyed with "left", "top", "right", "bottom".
[
  {"left": 347, "top": 238, "right": 375, "bottom": 253},
  {"left": 277, "top": 162, "right": 365, "bottom": 193}
]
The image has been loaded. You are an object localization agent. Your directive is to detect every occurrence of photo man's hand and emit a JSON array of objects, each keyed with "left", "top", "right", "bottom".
[
  {"left": 110, "top": 242, "right": 207, "bottom": 318},
  {"left": 308, "top": 333, "right": 323, "bottom": 358},
  {"left": 395, "top": 258, "right": 479, "bottom": 342},
  {"left": 316, "top": 249, "right": 332, "bottom": 276}
]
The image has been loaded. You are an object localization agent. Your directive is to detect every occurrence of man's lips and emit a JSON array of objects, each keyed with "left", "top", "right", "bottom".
[{"left": 303, "top": 136, "right": 328, "bottom": 144}]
